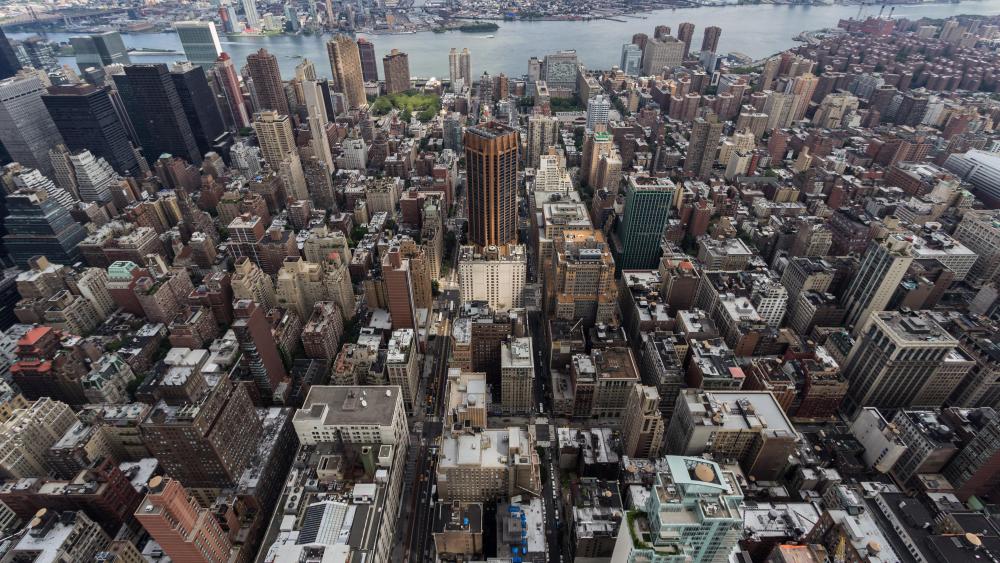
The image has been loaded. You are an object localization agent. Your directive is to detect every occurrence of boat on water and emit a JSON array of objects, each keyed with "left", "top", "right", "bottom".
[{"left": 485, "top": 34, "right": 495, "bottom": 38}]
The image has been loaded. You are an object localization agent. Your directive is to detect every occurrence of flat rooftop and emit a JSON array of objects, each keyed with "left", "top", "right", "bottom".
[{"left": 295, "top": 386, "right": 401, "bottom": 427}]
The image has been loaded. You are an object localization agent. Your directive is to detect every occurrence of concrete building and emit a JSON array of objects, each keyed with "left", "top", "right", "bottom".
[
  {"left": 0, "top": 397, "right": 78, "bottom": 478},
  {"left": 327, "top": 35, "right": 367, "bottom": 110},
  {"left": 174, "top": 21, "right": 223, "bottom": 69},
  {"left": 253, "top": 110, "right": 296, "bottom": 168},
  {"left": 841, "top": 236, "right": 913, "bottom": 334},
  {"left": 0, "top": 74, "right": 64, "bottom": 175},
  {"left": 551, "top": 229, "right": 617, "bottom": 326},
  {"left": 382, "top": 49, "right": 410, "bottom": 95},
  {"left": 953, "top": 209, "right": 1000, "bottom": 286},
  {"left": 293, "top": 385, "right": 409, "bottom": 448},
  {"left": 849, "top": 407, "right": 907, "bottom": 473},
  {"left": 436, "top": 426, "right": 540, "bottom": 502},
  {"left": 612, "top": 456, "right": 742, "bottom": 563},
  {"left": 641, "top": 36, "right": 685, "bottom": 75},
  {"left": 666, "top": 389, "right": 798, "bottom": 480},
  {"left": 890, "top": 409, "right": 960, "bottom": 484},
  {"left": 500, "top": 337, "right": 533, "bottom": 415},
  {"left": 302, "top": 301, "right": 344, "bottom": 360},
  {"left": 433, "top": 502, "right": 483, "bottom": 561},
  {"left": 134, "top": 477, "right": 233, "bottom": 563},
  {"left": 458, "top": 245, "right": 526, "bottom": 312},
  {"left": 621, "top": 384, "right": 665, "bottom": 459},
  {"left": 4, "top": 510, "right": 110, "bottom": 562},
  {"left": 387, "top": 329, "right": 418, "bottom": 413},
  {"left": 841, "top": 310, "right": 965, "bottom": 413}
]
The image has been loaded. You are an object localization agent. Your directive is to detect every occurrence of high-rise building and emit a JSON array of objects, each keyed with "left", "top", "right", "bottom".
[
  {"left": 242, "top": 0, "right": 261, "bottom": 30},
  {"left": 953, "top": 209, "right": 1000, "bottom": 286},
  {"left": 233, "top": 299, "right": 288, "bottom": 399},
  {"left": 327, "top": 35, "right": 367, "bottom": 110},
  {"left": 619, "top": 44, "right": 641, "bottom": 76},
  {"left": 0, "top": 28, "right": 21, "bottom": 79},
  {"left": 42, "top": 84, "right": 141, "bottom": 176},
  {"left": 140, "top": 377, "right": 262, "bottom": 495},
  {"left": 69, "top": 31, "right": 130, "bottom": 70},
  {"left": 458, "top": 246, "right": 527, "bottom": 312},
  {"left": 586, "top": 94, "right": 611, "bottom": 132},
  {"left": 542, "top": 50, "right": 579, "bottom": 94},
  {"left": 357, "top": 37, "right": 378, "bottom": 83},
  {"left": 246, "top": 48, "right": 290, "bottom": 115},
  {"left": 448, "top": 47, "right": 473, "bottom": 88},
  {"left": 69, "top": 150, "right": 116, "bottom": 204},
  {"left": 551, "top": 229, "right": 618, "bottom": 325},
  {"left": 135, "top": 477, "right": 234, "bottom": 563},
  {"left": 173, "top": 21, "right": 222, "bottom": 69},
  {"left": 382, "top": 49, "right": 411, "bottom": 95},
  {"left": 387, "top": 328, "right": 419, "bottom": 412},
  {"left": 253, "top": 110, "right": 296, "bottom": 168},
  {"left": 500, "top": 337, "right": 533, "bottom": 414},
  {"left": 525, "top": 114, "right": 558, "bottom": 169},
  {"left": 0, "top": 397, "right": 77, "bottom": 478},
  {"left": 841, "top": 236, "right": 913, "bottom": 333},
  {"left": 3, "top": 190, "right": 87, "bottom": 267},
  {"left": 641, "top": 36, "right": 684, "bottom": 76},
  {"left": 612, "top": 457, "right": 742, "bottom": 562},
  {"left": 6, "top": 510, "right": 110, "bottom": 561},
  {"left": 211, "top": 52, "right": 251, "bottom": 129},
  {"left": 941, "top": 407, "right": 1000, "bottom": 501},
  {"left": 170, "top": 62, "right": 226, "bottom": 157},
  {"left": 685, "top": 113, "right": 723, "bottom": 180},
  {"left": 701, "top": 25, "right": 722, "bottom": 53},
  {"left": 465, "top": 122, "right": 519, "bottom": 249},
  {"left": 621, "top": 384, "right": 665, "bottom": 458},
  {"left": 616, "top": 175, "right": 675, "bottom": 270},
  {"left": 677, "top": 22, "right": 695, "bottom": 58},
  {"left": 842, "top": 310, "right": 963, "bottom": 413},
  {"left": 0, "top": 74, "right": 64, "bottom": 175},
  {"left": 118, "top": 64, "right": 201, "bottom": 164}
]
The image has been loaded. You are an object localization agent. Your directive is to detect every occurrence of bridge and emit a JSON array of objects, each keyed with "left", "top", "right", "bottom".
[{"left": 1, "top": 7, "right": 131, "bottom": 27}]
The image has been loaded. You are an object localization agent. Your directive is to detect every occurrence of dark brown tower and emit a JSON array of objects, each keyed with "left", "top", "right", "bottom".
[
  {"left": 677, "top": 22, "right": 695, "bottom": 58},
  {"left": 701, "top": 26, "right": 721, "bottom": 54},
  {"left": 246, "top": 48, "right": 289, "bottom": 115},
  {"left": 464, "top": 122, "right": 519, "bottom": 249}
]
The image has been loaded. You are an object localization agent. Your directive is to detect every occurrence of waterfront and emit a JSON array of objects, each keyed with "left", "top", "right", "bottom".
[{"left": 13, "top": 1, "right": 1000, "bottom": 78}]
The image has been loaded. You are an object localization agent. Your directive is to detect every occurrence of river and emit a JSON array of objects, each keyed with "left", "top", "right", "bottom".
[{"left": 11, "top": 2, "right": 1000, "bottom": 79}]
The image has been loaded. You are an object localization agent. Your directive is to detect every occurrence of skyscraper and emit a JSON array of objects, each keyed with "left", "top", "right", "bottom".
[
  {"left": 465, "top": 122, "right": 519, "bottom": 249},
  {"left": 526, "top": 114, "right": 558, "bottom": 169},
  {"left": 841, "top": 236, "right": 913, "bottom": 334},
  {"left": 616, "top": 175, "right": 675, "bottom": 270},
  {"left": 135, "top": 477, "right": 235, "bottom": 563},
  {"left": 620, "top": 43, "right": 641, "bottom": 76},
  {"left": 641, "top": 36, "right": 685, "bottom": 76},
  {"left": 0, "top": 74, "right": 64, "bottom": 175},
  {"left": 382, "top": 49, "right": 411, "bottom": 95},
  {"left": 232, "top": 299, "right": 288, "bottom": 399},
  {"left": 119, "top": 64, "right": 201, "bottom": 164},
  {"left": 246, "top": 48, "right": 290, "bottom": 115},
  {"left": 242, "top": 0, "right": 261, "bottom": 30},
  {"left": 677, "top": 22, "right": 695, "bottom": 58},
  {"left": 3, "top": 189, "right": 87, "bottom": 267},
  {"left": 41, "top": 83, "right": 142, "bottom": 176},
  {"left": 701, "top": 25, "right": 722, "bottom": 53},
  {"left": 327, "top": 35, "right": 367, "bottom": 110},
  {"left": 69, "top": 31, "right": 130, "bottom": 71},
  {"left": 586, "top": 94, "right": 611, "bottom": 132},
  {"left": 357, "top": 37, "right": 378, "bottom": 82},
  {"left": 253, "top": 110, "right": 296, "bottom": 168},
  {"left": 684, "top": 113, "right": 723, "bottom": 180},
  {"left": 173, "top": 21, "right": 223, "bottom": 69},
  {"left": 841, "top": 310, "right": 961, "bottom": 413},
  {"left": 170, "top": 62, "right": 226, "bottom": 157},
  {"left": 621, "top": 384, "right": 665, "bottom": 459},
  {"left": 0, "top": 28, "right": 21, "bottom": 79},
  {"left": 69, "top": 150, "right": 116, "bottom": 204},
  {"left": 212, "top": 53, "right": 251, "bottom": 129},
  {"left": 449, "top": 47, "right": 472, "bottom": 88}
]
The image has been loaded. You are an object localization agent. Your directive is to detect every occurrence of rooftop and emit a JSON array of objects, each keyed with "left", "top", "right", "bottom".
[{"left": 295, "top": 386, "right": 402, "bottom": 428}]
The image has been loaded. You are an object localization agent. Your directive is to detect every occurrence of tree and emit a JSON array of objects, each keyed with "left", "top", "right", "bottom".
[{"left": 431, "top": 280, "right": 440, "bottom": 296}]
